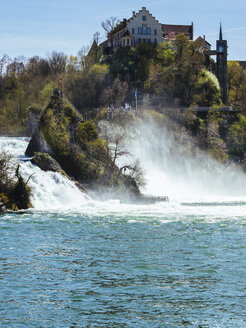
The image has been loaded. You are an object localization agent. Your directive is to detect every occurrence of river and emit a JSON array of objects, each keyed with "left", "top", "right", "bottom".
[{"left": 1, "top": 137, "right": 246, "bottom": 327}]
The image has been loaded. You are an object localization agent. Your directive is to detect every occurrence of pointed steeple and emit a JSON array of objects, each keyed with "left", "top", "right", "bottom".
[
  {"left": 216, "top": 22, "right": 228, "bottom": 105},
  {"left": 219, "top": 23, "right": 223, "bottom": 41}
]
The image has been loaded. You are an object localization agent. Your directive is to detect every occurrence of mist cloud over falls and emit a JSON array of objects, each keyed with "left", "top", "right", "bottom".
[{"left": 103, "top": 113, "right": 246, "bottom": 202}]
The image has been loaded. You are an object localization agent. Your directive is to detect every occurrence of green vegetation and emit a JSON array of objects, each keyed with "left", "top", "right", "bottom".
[
  {"left": 0, "top": 152, "right": 31, "bottom": 212},
  {"left": 1, "top": 34, "right": 246, "bottom": 171},
  {"left": 35, "top": 96, "right": 141, "bottom": 198},
  {"left": 0, "top": 36, "right": 221, "bottom": 136}
]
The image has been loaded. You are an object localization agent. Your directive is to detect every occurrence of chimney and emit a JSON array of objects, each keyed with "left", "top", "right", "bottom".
[{"left": 132, "top": 11, "right": 136, "bottom": 16}]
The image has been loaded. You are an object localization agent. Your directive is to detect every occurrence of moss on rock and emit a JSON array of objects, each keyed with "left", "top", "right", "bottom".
[
  {"left": 26, "top": 95, "right": 141, "bottom": 199},
  {"left": 31, "top": 152, "right": 64, "bottom": 173}
]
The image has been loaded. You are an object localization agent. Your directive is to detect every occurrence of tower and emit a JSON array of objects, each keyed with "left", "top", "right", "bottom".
[{"left": 216, "top": 24, "right": 228, "bottom": 105}]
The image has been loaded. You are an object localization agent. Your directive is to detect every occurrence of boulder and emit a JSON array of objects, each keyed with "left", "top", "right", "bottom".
[
  {"left": 31, "top": 152, "right": 87, "bottom": 192},
  {"left": 25, "top": 106, "right": 53, "bottom": 157},
  {"left": 31, "top": 152, "right": 64, "bottom": 173},
  {"left": 25, "top": 132, "right": 53, "bottom": 157}
]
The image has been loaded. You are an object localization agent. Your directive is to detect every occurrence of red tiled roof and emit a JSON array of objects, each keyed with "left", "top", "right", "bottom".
[
  {"left": 162, "top": 24, "right": 193, "bottom": 37},
  {"left": 109, "top": 20, "right": 128, "bottom": 35}
]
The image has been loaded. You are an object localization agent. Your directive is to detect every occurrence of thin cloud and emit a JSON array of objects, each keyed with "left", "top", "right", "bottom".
[{"left": 207, "top": 26, "right": 246, "bottom": 36}]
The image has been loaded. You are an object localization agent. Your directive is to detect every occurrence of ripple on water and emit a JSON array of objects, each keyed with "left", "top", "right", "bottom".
[{"left": 1, "top": 207, "right": 246, "bottom": 327}]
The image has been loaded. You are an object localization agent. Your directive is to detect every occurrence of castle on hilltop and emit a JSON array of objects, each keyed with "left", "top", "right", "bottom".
[
  {"left": 96, "top": 7, "right": 228, "bottom": 105},
  {"left": 100, "top": 7, "right": 193, "bottom": 51}
]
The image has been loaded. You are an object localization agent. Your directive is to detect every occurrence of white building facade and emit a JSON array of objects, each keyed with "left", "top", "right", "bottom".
[
  {"left": 100, "top": 7, "right": 193, "bottom": 51},
  {"left": 126, "top": 7, "right": 162, "bottom": 46}
]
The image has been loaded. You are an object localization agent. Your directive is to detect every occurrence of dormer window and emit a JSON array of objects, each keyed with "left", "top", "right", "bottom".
[{"left": 142, "top": 15, "right": 146, "bottom": 21}]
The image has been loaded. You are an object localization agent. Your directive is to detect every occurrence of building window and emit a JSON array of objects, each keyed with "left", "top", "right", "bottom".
[
  {"left": 147, "top": 39, "right": 151, "bottom": 43},
  {"left": 127, "top": 38, "right": 129, "bottom": 45},
  {"left": 138, "top": 38, "right": 141, "bottom": 44},
  {"left": 154, "top": 39, "right": 157, "bottom": 44},
  {"left": 132, "top": 28, "right": 134, "bottom": 34},
  {"left": 138, "top": 24, "right": 151, "bottom": 35},
  {"left": 142, "top": 24, "right": 147, "bottom": 34},
  {"left": 142, "top": 15, "right": 146, "bottom": 21},
  {"left": 123, "top": 39, "right": 125, "bottom": 46},
  {"left": 154, "top": 29, "right": 157, "bottom": 35}
]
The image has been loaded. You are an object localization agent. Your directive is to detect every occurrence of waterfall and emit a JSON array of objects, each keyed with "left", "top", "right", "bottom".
[
  {"left": 2, "top": 130, "right": 246, "bottom": 211},
  {"left": 110, "top": 119, "right": 246, "bottom": 202},
  {"left": 0, "top": 137, "right": 91, "bottom": 211}
]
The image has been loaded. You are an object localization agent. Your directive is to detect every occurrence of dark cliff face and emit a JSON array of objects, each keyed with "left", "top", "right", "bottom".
[
  {"left": 25, "top": 106, "right": 53, "bottom": 157},
  {"left": 25, "top": 96, "right": 141, "bottom": 200},
  {"left": 27, "top": 106, "right": 42, "bottom": 137}
]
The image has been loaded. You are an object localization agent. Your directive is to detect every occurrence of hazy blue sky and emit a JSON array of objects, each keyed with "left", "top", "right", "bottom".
[{"left": 0, "top": 0, "right": 246, "bottom": 60}]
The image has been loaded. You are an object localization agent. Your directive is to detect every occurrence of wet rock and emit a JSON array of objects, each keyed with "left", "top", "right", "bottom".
[
  {"left": 25, "top": 106, "right": 53, "bottom": 157},
  {"left": 31, "top": 152, "right": 87, "bottom": 192},
  {"left": 25, "top": 133, "right": 52, "bottom": 157},
  {"left": 31, "top": 152, "right": 64, "bottom": 173},
  {"left": 27, "top": 106, "right": 43, "bottom": 137}
]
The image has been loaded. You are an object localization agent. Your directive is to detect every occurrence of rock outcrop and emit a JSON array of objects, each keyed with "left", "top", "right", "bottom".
[
  {"left": 31, "top": 152, "right": 64, "bottom": 173},
  {"left": 25, "top": 94, "right": 142, "bottom": 201},
  {"left": 25, "top": 106, "right": 53, "bottom": 157}
]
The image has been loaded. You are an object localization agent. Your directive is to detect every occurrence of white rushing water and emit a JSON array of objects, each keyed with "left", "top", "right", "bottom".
[
  {"left": 1, "top": 135, "right": 246, "bottom": 218},
  {"left": 0, "top": 137, "right": 91, "bottom": 211},
  {"left": 111, "top": 119, "right": 246, "bottom": 203}
]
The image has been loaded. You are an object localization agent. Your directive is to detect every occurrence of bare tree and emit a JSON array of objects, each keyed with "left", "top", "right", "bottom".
[
  {"left": 78, "top": 46, "right": 89, "bottom": 70},
  {"left": 110, "top": 135, "right": 130, "bottom": 166},
  {"left": 108, "top": 135, "right": 145, "bottom": 187},
  {"left": 6, "top": 57, "right": 26, "bottom": 76},
  {"left": 48, "top": 51, "right": 67, "bottom": 75},
  {"left": 93, "top": 32, "right": 101, "bottom": 45},
  {"left": 101, "top": 17, "right": 119, "bottom": 35},
  {"left": 119, "top": 159, "right": 145, "bottom": 187},
  {"left": 0, "top": 54, "right": 10, "bottom": 77}
]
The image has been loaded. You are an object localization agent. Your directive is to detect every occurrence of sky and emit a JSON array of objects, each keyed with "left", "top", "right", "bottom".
[{"left": 0, "top": 0, "right": 246, "bottom": 60}]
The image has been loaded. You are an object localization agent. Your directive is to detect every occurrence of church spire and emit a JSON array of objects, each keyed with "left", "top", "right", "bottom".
[{"left": 219, "top": 23, "right": 223, "bottom": 41}]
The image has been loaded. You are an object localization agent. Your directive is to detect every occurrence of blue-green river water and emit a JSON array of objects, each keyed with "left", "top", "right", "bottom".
[
  {"left": 1, "top": 204, "right": 246, "bottom": 327},
  {"left": 1, "top": 138, "right": 246, "bottom": 327}
]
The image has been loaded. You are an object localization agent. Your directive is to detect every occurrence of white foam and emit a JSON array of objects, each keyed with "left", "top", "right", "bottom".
[
  {"left": 114, "top": 119, "right": 246, "bottom": 203},
  {"left": 1, "top": 132, "right": 246, "bottom": 217},
  {"left": 0, "top": 137, "right": 91, "bottom": 211}
]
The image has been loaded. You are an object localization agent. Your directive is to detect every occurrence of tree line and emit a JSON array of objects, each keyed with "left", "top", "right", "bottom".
[{"left": 0, "top": 30, "right": 246, "bottom": 163}]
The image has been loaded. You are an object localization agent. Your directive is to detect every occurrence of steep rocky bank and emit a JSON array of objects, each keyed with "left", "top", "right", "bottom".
[{"left": 25, "top": 94, "right": 141, "bottom": 201}]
